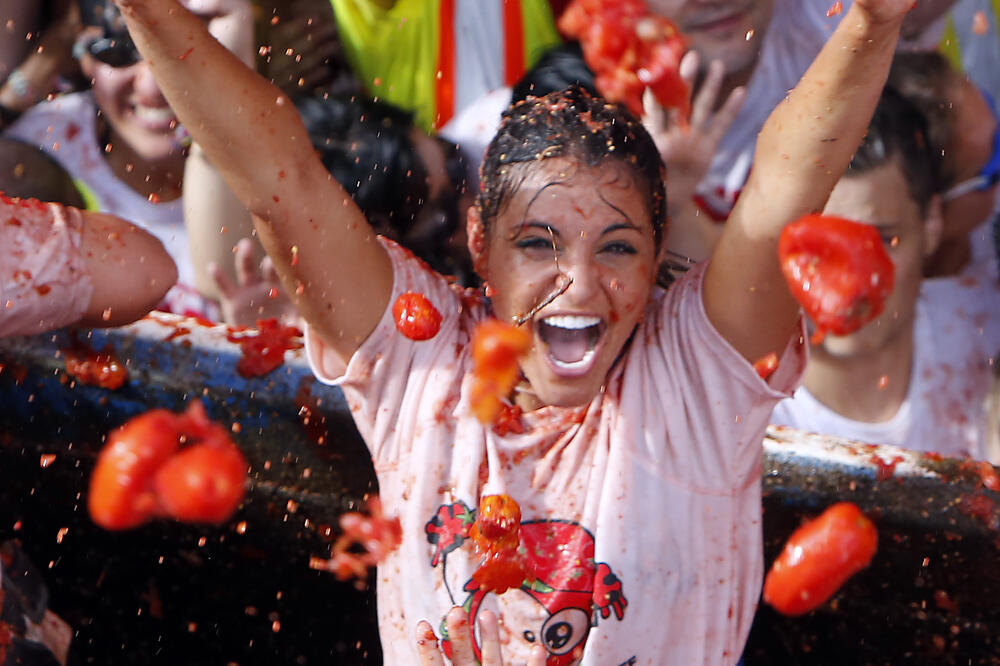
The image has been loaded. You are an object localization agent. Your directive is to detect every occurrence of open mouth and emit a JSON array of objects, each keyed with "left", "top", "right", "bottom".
[
  {"left": 537, "top": 314, "right": 605, "bottom": 373},
  {"left": 133, "top": 105, "right": 178, "bottom": 131}
]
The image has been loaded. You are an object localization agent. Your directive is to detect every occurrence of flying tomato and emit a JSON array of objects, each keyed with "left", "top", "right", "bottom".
[
  {"left": 763, "top": 502, "right": 878, "bottom": 616},
  {"left": 88, "top": 401, "right": 247, "bottom": 530},
  {"left": 392, "top": 292, "right": 443, "bottom": 341},
  {"left": 469, "top": 320, "right": 531, "bottom": 424},
  {"left": 778, "top": 214, "right": 894, "bottom": 343},
  {"left": 558, "top": 0, "right": 689, "bottom": 120}
]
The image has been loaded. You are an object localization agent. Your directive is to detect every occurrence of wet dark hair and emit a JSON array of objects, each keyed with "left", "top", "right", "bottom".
[
  {"left": 511, "top": 43, "right": 597, "bottom": 104},
  {"left": 886, "top": 52, "right": 956, "bottom": 188},
  {"left": 296, "top": 95, "right": 429, "bottom": 237},
  {"left": 846, "top": 85, "right": 937, "bottom": 214},
  {"left": 477, "top": 86, "right": 667, "bottom": 247}
]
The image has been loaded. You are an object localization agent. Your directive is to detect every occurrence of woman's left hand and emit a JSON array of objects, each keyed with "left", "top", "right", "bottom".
[{"left": 415, "top": 607, "right": 547, "bottom": 666}]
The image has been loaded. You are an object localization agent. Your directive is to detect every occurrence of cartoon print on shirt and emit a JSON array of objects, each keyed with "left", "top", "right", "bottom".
[{"left": 426, "top": 503, "right": 628, "bottom": 665}]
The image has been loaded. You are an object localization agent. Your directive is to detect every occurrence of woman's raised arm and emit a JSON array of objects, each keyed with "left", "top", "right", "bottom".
[
  {"left": 703, "top": 0, "right": 911, "bottom": 364},
  {"left": 113, "top": 0, "right": 392, "bottom": 360}
]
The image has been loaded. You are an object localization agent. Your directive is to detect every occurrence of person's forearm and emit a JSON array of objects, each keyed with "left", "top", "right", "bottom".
[{"left": 746, "top": 3, "right": 904, "bottom": 230}]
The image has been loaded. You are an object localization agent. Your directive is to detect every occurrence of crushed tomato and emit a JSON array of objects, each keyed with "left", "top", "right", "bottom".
[
  {"left": 469, "top": 320, "right": 531, "bottom": 425},
  {"left": 470, "top": 494, "right": 534, "bottom": 594}
]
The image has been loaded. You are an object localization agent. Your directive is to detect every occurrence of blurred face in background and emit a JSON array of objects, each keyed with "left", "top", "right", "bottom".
[
  {"left": 78, "top": 29, "right": 185, "bottom": 165},
  {"left": 644, "top": 0, "right": 775, "bottom": 81}
]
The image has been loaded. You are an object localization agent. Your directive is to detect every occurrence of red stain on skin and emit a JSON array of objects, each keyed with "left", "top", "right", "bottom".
[{"left": 178, "top": 46, "right": 194, "bottom": 60}]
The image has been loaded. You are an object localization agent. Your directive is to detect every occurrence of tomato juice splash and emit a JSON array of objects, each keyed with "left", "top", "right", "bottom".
[
  {"left": 309, "top": 497, "right": 402, "bottom": 589},
  {"left": 226, "top": 318, "right": 304, "bottom": 378},
  {"left": 470, "top": 494, "right": 534, "bottom": 594},
  {"left": 88, "top": 401, "right": 247, "bottom": 530},
  {"left": 763, "top": 502, "right": 877, "bottom": 616},
  {"left": 778, "top": 214, "right": 894, "bottom": 344}
]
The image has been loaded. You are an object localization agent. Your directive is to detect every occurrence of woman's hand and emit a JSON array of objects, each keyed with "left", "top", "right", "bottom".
[
  {"left": 415, "top": 607, "right": 546, "bottom": 666},
  {"left": 643, "top": 51, "right": 745, "bottom": 219},
  {"left": 854, "top": 0, "right": 916, "bottom": 25},
  {"left": 209, "top": 238, "right": 300, "bottom": 327}
]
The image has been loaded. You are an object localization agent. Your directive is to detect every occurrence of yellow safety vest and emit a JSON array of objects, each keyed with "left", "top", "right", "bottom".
[{"left": 329, "top": 0, "right": 561, "bottom": 131}]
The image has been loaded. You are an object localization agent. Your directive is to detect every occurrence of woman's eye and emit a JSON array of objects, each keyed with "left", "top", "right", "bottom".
[
  {"left": 601, "top": 241, "right": 637, "bottom": 255},
  {"left": 516, "top": 237, "right": 555, "bottom": 251}
]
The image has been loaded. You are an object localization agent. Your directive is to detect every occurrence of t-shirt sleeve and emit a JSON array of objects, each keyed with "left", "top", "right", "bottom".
[
  {"left": 305, "top": 238, "right": 473, "bottom": 460},
  {"left": 630, "top": 262, "right": 807, "bottom": 492},
  {"left": 0, "top": 201, "right": 93, "bottom": 338}
]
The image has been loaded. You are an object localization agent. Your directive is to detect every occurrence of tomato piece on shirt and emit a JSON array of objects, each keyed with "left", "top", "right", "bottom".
[
  {"left": 392, "top": 292, "right": 443, "bottom": 341},
  {"left": 778, "top": 214, "right": 894, "bottom": 342},
  {"left": 763, "top": 502, "right": 878, "bottom": 616}
]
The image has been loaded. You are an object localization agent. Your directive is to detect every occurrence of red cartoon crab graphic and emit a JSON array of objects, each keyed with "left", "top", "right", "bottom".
[{"left": 426, "top": 504, "right": 627, "bottom": 665}]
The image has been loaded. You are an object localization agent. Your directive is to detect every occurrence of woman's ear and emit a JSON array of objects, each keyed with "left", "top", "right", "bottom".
[
  {"left": 74, "top": 29, "right": 102, "bottom": 80},
  {"left": 467, "top": 206, "right": 488, "bottom": 277},
  {"left": 923, "top": 193, "right": 945, "bottom": 258}
]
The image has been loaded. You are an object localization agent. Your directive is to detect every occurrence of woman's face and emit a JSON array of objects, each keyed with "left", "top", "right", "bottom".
[{"left": 476, "top": 158, "right": 659, "bottom": 408}]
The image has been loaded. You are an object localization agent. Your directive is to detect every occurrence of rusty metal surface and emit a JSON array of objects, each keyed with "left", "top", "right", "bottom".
[{"left": 2, "top": 314, "right": 1000, "bottom": 664}]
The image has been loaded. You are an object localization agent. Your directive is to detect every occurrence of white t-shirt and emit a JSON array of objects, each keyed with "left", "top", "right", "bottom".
[
  {"left": 307, "top": 238, "right": 806, "bottom": 665},
  {"left": 0, "top": 198, "right": 92, "bottom": 337},
  {"left": 772, "top": 274, "right": 1000, "bottom": 460},
  {"left": 4, "top": 92, "right": 213, "bottom": 318}
]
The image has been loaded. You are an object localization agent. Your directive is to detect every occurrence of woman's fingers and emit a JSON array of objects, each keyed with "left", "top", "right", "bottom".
[
  {"left": 208, "top": 261, "right": 234, "bottom": 299},
  {"left": 528, "top": 644, "right": 548, "bottom": 666},
  {"left": 477, "top": 610, "right": 503, "bottom": 666},
  {"left": 689, "top": 58, "right": 726, "bottom": 129},
  {"left": 705, "top": 85, "right": 746, "bottom": 144},
  {"left": 233, "top": 237, "right": 259, "bottom": 287},
  {"left": 415, "top": 621, "right": 445, "bottom": 666},
  {"left": 445, "top": 606, "right": 478, "bottom": 665}
]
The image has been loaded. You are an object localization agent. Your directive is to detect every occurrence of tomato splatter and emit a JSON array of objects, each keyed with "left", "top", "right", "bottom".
[
  {"left": 392, "top": 292, "right": 443, "bottom": 341},
  {"left": 309, "top": 497, "right": 402, "bottom": 588},
  {"left": 470, "top": 494, "right": 534, "bottom": 594},
  {"left": 469, "top": 320, "right": 531, "bottom": 424},
  {"left": 870, "top": 454, "right": 904, "bottom": 481},
  {"left": 960, "top": 460, "right": 1000, "bottom": 492},
  {"left": 226, "top": 318, "right": 303, "bottom": 378},
  {"left": 826, "top": 1, "right": 843, "bottom": 17},
  {"left": 753, "top": 352, "right": 780, "bottom": 381},
  {"left": 778, "top": 214, "right": 895, "bottom": 343},
  {"left": 492, "top": 403, "right": 525, "bottom": 437},
  {"left": 763, "top": 502, "right": 878, "bottom": 616},
  {"left": 558, "top": 0, "right": 689, "bottom": 121},
  {"left": 63, "top": 341, "right": 128, "bottom": 390},
  {"left": 88, "top": 401, "right": 247, "bottom": 530}
]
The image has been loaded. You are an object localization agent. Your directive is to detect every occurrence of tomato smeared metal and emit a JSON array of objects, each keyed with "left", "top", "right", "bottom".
[
  {"left": 226, "top": 318, "right": 303, "bottom": 378},
  {"left": 778, "top": 214, "right": 894, "bottom": 344},
  {"left": 88, "top": 401, "right": 247, "bottom": 530}
]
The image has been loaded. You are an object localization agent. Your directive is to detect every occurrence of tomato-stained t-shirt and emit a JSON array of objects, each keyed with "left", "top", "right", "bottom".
[
  {"left": 307, "top": 238, "right": 806, "bottom": 665},
  {"left": 0, "top": 197, "right": 92, "bottom": 338}
]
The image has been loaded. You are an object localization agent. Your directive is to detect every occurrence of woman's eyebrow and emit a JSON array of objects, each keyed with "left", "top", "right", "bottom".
[
  {"left": 520, "top": 221, "right": 560, "bottom": 237},
  {"left": 601, "top": 221, "right": 642, "bottom": 236}
]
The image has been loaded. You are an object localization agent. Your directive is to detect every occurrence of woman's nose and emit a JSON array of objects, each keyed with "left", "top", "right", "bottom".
[
  {"left": 132, "top": 61, "right": 170, "bottom": 107},
  {"left": 561, "top": 255, "right": 601, "bottom": 305}
]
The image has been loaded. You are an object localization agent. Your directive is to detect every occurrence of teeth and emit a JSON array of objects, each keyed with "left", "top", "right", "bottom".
[
  {"left": 542, "top": 315, "right": 601, "bottom": 330},
  {"left": 134, "top": 106, "right": 177, "bottom": 123},
  {"left": 551, "top": 348, "right": 595, "bottom": 370}
]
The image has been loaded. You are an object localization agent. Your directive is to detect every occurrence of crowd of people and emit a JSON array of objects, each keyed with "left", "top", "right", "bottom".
[{"left": 0, "top": 0, "right": 998, "bottom": 664}]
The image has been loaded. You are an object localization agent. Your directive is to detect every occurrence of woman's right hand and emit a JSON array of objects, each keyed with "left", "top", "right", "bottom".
[{"left": 416, "top": 607, "right": 547, "bottom": 666}]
